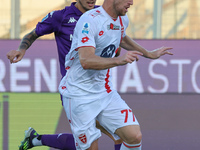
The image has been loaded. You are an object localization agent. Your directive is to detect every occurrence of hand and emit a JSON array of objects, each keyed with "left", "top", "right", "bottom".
[
  {"left": 119, "top": 51, "right": 143, "bottom": 65},
  {"left": 7, "top": 49, "right": 26, "bottom": 64},
  {"left": 150, "top": 46, "right": 173, "bottom": 59}
]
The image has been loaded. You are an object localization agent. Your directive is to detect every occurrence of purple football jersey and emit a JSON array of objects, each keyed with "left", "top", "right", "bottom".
[{"left": 35, "top": 2, "right": 97, "bottom": 78}]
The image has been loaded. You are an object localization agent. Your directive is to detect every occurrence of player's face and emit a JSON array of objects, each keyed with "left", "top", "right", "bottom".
[
  {"left": 76, "top": 0, "right": 96, "bottom": 13},
  {"left": 114, "top": 0, "right": 133, "bottom": 16}
]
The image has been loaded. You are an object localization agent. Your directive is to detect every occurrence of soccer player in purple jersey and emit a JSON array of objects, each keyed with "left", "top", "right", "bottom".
[{"left": 7, "top": 0, "right": 122, "bottom": 150}]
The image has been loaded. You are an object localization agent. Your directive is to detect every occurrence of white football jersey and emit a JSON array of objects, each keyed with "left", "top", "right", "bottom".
[{"left": 59, "top": 6, "right": 129, "bottom": 99}]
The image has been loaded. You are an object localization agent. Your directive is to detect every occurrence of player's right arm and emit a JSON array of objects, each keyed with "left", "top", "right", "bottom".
[
  {"left": 7, "top": 29, "right": 39, "bottom": 63},
  {"left": 79, "top": 47, "right": 143, "bottom": 70}
]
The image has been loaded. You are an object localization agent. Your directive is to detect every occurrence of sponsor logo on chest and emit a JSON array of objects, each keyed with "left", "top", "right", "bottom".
[
  {"left": 68, "top": 17, "right": 77, "bottom": 23},
  {"left": 107, "top": 23, "right": 120, "bottom": 30}
]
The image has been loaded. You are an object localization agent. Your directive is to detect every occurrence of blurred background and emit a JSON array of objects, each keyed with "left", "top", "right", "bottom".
[
  {"left": 1, "top": 0, "right": 200, "bottom": 150},
  {"left": 1, "top": 0, "right": 200, "bottom": 40}
]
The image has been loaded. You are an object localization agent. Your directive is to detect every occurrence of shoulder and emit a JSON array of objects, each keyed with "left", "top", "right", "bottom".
[
  {"left": 48, "top": 5, "right": 75, "bottom": 23},
  {"left": 83, "top": 7, "right": 105, "bottom": 20},
  {"left": 53, "top": 6, "right": 70, "bottom": 17},
  {"left": 41, "top": 8, "right": 65, "bottom": 22},
  {"left": 39, "top": 9, "right": 63, "bottom": 24},
  {"left": 51, "top": 4, "right": 75, "bottom": 17},
  {"left": 62, "top": 4, "right": 75, "bottom": 14},
  {"left": 78, "top": 7, "right": 106, "bottom": 27}
]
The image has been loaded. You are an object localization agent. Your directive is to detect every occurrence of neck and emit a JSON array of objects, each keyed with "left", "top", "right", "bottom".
[
  {"left": 75, "top": 2, "right": 87, "bottom": 13},
  {"left": 102, "top": 1, "right": 118, "bottom": 19}
]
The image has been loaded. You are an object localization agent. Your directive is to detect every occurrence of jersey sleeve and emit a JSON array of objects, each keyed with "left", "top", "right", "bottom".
[
  {"left": 35, "top": 10, "right": 64, "bottom": 36},
  {"left": 74, "top": 14, "right": 98, "bottom": 49}
]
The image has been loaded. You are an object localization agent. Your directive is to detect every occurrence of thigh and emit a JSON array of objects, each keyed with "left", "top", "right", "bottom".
[
  {"left": 62, "top": 97, "right": 101, "bottom": 150},
  {"left": 97, "top": 92, "right": 139, "bottom": 140},
  {"left": 115, "top": 124, "right": 141, "bottom": 144}
]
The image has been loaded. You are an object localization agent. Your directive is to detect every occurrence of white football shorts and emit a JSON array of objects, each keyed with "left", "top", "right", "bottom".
[{"left": 62, "top": 91, "right": 139, "bottom": 150}]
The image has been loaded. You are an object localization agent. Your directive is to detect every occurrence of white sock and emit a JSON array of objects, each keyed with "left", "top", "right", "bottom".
[
  {"left": 32, "top": 137, "right": 42, "bottom": 146},
  {"left": 120, "top": 142, "right": 142, "bottom": 150}
]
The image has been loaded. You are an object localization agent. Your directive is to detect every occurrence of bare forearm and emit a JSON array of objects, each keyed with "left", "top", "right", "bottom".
[
  {"left": 120, "top": 36, "right": 173, "bottom": 59},
  {"left": 79, "top": 48, "right": 143, "bottom": 70},
  {"left": 79, "top": 47, "right": 143, "bottom": 70},
  {"left": 18, "top": 29, "right": 39, "bottom": 51},
  {"left": 120, "top": 36, "right": 151, "bottom": 58},
  {"left": 7, "top": 29, "right": 39, "bottom": 63},
  {"left": 80, "top": 55, "right": 119, "bottom": 70}
]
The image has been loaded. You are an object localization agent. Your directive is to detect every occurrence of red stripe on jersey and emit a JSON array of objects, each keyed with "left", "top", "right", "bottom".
[
  {"left": 122, "top": 142, "right": 141, "bottom": 148},
  {"left": 115, "top": 47, "right": 119, "bottom": 54},
  {"left": 119, "top": 16, "right": 124, "bottom": 42},
  {"left": 105, "top": 69, "right": 112, "bottom": 93}
]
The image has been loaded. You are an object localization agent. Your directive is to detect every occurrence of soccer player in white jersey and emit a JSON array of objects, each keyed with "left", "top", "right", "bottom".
[{"left": 59, "top": 0, "right": 173, "bottom": 149}]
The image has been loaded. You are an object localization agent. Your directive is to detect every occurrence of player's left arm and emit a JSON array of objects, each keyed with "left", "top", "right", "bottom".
[{"left": 120, "top": 35, "right": 173, "bottom": 59}]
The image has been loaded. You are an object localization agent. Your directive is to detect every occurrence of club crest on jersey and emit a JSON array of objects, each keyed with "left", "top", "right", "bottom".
[
  {"left": 100, "top": 44, "right": 116, "bottom": 58},
  {"left": 107, "top": 23, "right": 120, "bottom": 30},
  {"left": 82, "top": 23, "right": 90, "bottom": 34},
  {"left": 78, "top": 134, "right": 87, "bottom": 144}
]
